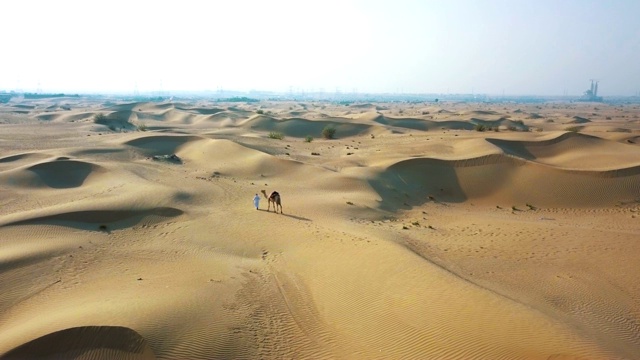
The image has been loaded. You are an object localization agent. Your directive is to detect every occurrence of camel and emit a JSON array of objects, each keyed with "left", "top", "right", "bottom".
[{"left": 261, "top": 190, "right": 283, "bottom": 214}]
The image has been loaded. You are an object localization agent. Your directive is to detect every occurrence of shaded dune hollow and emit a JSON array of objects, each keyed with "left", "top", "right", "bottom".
[
  {"left": 0, "top": 326, "right": 155, "bottom": 360},
  {"left": 0, "top": 159, "right": 104, "bottom": 189},
  {"left": 247, "top": 115, "right": 372, "bottom": 137},
  {"left": 0, "top": 207, "right": 184, "bottom": 231},
  {"left": 123, "top": 135, "right": 203, "bottom": 156},
  {"left": 371, "top": 114, "right": 475, "bottom": 131},
  {"left": 371, "top": 153, "right": 640, "bottom": 209}
]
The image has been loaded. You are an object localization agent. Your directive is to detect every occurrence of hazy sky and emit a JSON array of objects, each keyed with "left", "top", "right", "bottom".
[{"left": 2, "top": 0, "right": 639, "bottom": 96}]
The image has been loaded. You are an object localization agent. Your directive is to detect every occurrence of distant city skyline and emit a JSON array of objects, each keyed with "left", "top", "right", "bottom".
[{"left": 2, "top": 0, "right": 639, "bottom": 96}]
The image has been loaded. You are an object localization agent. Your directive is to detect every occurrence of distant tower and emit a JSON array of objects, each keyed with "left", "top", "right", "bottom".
[{"left": 581, "top": 79, "right": 602, "bottom": 102}]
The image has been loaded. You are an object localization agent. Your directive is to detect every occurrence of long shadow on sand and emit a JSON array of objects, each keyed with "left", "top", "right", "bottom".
[{"left": 258, "top": 209, "right": 311, "bottom": 221}]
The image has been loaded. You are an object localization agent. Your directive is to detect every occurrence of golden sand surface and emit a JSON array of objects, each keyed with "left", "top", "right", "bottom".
[{"left": 0, "top": 98, "right": 639, "bottom": 359}]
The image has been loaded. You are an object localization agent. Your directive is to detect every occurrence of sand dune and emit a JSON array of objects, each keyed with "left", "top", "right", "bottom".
[
  {"left": 569, "top": 116, "right": 591, "bottom": 124},
  {"left": 0, "top": 158, "right": 104, "bottom": 189},
  {"left": 487, "top": 131, "right": 640, "bottom": 168},
  {"left": 247, "top": 115, "right": 372, "bottom": 138},
  {"left": 1, "top": 98, "right": 639, "bottom": 359},
  {"left": 373, "top": 154, "right": 640, "bottom": 207}
]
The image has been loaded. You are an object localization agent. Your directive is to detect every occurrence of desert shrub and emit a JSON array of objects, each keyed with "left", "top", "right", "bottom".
[
  {"left": 322, "top": 125, "right": 336, "bottom": 139},
  {"left": 256, "top": 109, "right": 264, "bottom": 114},
  {"left": 268, "top": 132, "right": 284, "bottom": 140},
  {"left": 93, "top": 113, "right": 108, "bottom": 124},
  {"left": 305, "top": 135, "right": 313, "bottom": 143},
  {"left": 474, "top": 124, "right": 487, "bottom": 132},
  {"left": 136, "top": 122, "right": 148, "bottom": 131}
]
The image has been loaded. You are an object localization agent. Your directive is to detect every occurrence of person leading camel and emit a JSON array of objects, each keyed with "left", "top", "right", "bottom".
[
  {"left": 253, "top": 193, "right": 260, "bottom": 210},
  {"left": 261, "top": 190, "right": 282, "bottom": 214}
]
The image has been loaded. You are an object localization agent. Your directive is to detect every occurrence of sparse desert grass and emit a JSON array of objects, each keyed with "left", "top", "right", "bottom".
[
  {"left": 305, "top": 135, "right": 313, "bottom": 143},
  {"left": 565, "top": 126, "right": 582, "bottom": 132},
  {"left": 268, "top": 132, "right": 284, "bottom": 140},
  {"left": 475, "top": 124, "right": 487, "bottom": 132}
]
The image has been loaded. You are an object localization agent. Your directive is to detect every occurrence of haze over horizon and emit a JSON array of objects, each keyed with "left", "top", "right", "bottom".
[{"left": 2, "top": 0, "right": 639, "bottom": 96}]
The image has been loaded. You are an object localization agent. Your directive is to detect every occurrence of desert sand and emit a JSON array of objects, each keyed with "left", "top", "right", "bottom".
[{"left": 0, "top": 97, "right": 639, "bottom": 359}]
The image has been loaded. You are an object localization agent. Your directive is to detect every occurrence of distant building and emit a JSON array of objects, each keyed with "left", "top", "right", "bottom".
[{"left": 580, "top": 80, "right": 603, "bottom": 102}]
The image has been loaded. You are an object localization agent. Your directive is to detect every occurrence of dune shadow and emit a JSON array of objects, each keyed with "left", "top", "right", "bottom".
[
  {"left": 369, "top": 158, "right": 467, "bottom": 212},
  {"left": 485, "top": 138, "right": 536, "bottom": 160},
  {"left": 0, "top": 326, "right": 155, "bottom": 360},
  {"left": 1, "top": 207, "right": 184, "bottom": 231},
  {"left": 27, "top": 160, "right": 99, "bottom": 189}
]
